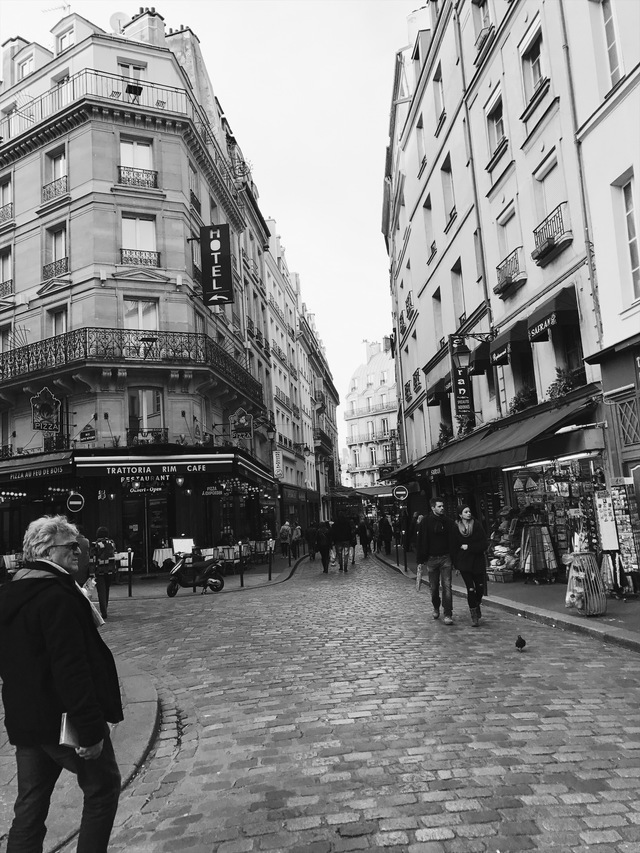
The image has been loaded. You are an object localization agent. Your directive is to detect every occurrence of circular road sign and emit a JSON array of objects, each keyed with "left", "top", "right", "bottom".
[
  {"left": 393, "top": 485, "right": 409, "bottom": 502},
  {"left": 67, "top": 493, "right": 85, "bottom": 513}
]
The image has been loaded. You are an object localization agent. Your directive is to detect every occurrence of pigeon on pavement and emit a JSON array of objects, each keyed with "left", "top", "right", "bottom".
[{"left": 515, "top": 635, "right": 526, "bottom": 652}]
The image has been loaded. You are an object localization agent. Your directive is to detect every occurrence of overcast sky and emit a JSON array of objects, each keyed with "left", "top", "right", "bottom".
[{"left": 0, "top": 0, "right": 419, "bottom": 450}]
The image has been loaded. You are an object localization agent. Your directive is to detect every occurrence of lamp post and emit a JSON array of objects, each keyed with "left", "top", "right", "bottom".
[
  {"left": 448, "top": 331, "right": 496, "bottom": 431},
  {"left": 265, "top": 422, "right": 277, "bottom": 533}
]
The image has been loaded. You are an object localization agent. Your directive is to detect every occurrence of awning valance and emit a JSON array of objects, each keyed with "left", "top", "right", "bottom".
[
  {"left": 426, "top": 378, "right": 449, "bottom": 406},
  {"left": 489, "top": 320, "right": 530, "bottom": 366},
  {"left": 527, "top": 286, "right": 579, "bottom": 342},
  {"left": 468, "top": 340, "right": 491, "bottom": 375}
]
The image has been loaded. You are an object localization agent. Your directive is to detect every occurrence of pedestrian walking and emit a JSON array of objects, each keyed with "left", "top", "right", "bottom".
[
  {"left": 305, "top": 523, "right": 318, "bottom": 561},
  {"left": 379, "top": 514, "right": 393, "bottom": 556},
  {"left": 331, "top": 512, "right": 352, "bottom": 571},
  {"left": 416, "top": 497, "right": 457, "bottom": 625},
  {"left": 291, "top": 522, "right": 302, "bottom": 559},
  {"left": 454, "top": 506, "right": 488, "bottom": 628},
  {"left": 358, "top": 516, "right": 371, "bottom": 558},
  {"left": 279, "top": 520, "right": 291, "bottom": 558},
  {"left": 0, "top": 514, "right": 123, "bottom": 853},
  {"left": 91, "top": 526, "right": 117, "bottom": 620},
  {"left": 315, "top": 522, "right": 332, "bottom": 573}
]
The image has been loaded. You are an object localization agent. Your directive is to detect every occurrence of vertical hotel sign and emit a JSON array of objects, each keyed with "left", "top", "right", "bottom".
[
  {"left": 200, "top": 224, "right": 234, "bottom": 305},
  {"left": 453, "top": 366, "right": 475, "bottom": 423}
]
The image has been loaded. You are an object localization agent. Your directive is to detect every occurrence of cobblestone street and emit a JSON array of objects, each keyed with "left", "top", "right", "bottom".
[{"left": 70, "top": 556, "right": 639, "bottom": 852}]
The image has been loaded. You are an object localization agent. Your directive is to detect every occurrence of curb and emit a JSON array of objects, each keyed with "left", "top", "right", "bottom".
[{"left": 373, "top": 553, "right": 640, "bottom": 654}]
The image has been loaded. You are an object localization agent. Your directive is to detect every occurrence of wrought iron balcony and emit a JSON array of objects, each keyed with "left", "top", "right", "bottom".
[
  {"left": 246, "top": 317, "right": 255, "bottom": 337},
  {"left": 42, "top": 258, "right": 68, "bottom": 279},
  {"left": 494, "top": 246, "right": 527, "bottom": 298},
  {"left": 1, "top": 444, "right": 13, "bottom": 459},
  {"left": 42, "top": 176, "right": 68, "bottom": 202},
  {"left": 313, "top": 427, "right": 333, "bottom": 453},
  {"left": 118, "top": 166, "right": 158, "bottom": 188},
  {"left": 126, "top": 427, "right": 169, "bottom": 446},
  {"left": 0, "top": 279, "right": 14, "bottom": 299},
  {"left": 120, "top": 248, "right": 160, "bottom": 267},
  {"left": 44, "top": 433, "right": 71, "bottom": 452},
  {"left": 531, "top": 202, "right": 573, "bottom": 266},
  {"left": 0, "top": 327, "right": 263, "bottom": 405},
  {"left": 0, "top": 203, "right": 14, "bottom": 224}
]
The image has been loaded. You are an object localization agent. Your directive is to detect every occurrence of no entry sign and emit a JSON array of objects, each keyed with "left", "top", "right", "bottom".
[
  {"left": 393, "top": 485, "right": 409, "bottom": 501},
  {"left": 67, "top": 493, "right": 85, "bottom": 513}
]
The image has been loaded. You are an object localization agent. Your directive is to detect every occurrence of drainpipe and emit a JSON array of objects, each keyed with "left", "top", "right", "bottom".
[
  {"left": 452, "top": 6, "right": 503, "bottom": 416},
  {"left": 558, "top": 0, "right": 603, "bottom": 351}
]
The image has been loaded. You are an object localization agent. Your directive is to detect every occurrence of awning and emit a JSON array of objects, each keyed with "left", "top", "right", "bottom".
[
  {"left": 0, "top": 451, "right": 73, "bottom": 483},
  {"left": 584, "top": 330, "right": 640, "bottom": 364},
  {"left": 527, "top": 286, "right": 579, "bottom": 342},
  {"left": 468, "top": 340, "right": 491, "bottom": 375},
  {"left": 447, "top": 395, "right": 597, "bottom": 474},
  {"left": 527, "top": 424, "right": 605, "bottom": 464},
  {"left": 413, "top": 427, "right": 493, "bottom": 475},
  {"left": 382, "top": 459, "right": 415, "bottom": 482},
  {"left": 426, "top": 378, "right": 449, "bottom": 406},
  {"left": 490, "top": 320, "right": 530, "bottom": 366}
]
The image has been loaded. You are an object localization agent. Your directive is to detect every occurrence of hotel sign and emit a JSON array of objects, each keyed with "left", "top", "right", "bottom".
[{"left": 200, "top": 224, "right": 234, "bottom": 306}]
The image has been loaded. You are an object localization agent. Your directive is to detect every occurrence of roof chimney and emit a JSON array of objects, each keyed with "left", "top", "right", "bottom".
[{"left": 124, "top": 7, "right": 166, "bottom": 47}]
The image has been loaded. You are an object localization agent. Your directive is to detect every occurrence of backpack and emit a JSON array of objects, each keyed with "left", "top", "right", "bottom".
[{"left": 93, "top": 537, "right": 116, "bottom": 562}]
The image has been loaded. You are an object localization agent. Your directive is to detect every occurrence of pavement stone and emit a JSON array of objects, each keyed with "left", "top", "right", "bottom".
[{"left": 1, "top": 549, "right": 639, "bottom": 852}]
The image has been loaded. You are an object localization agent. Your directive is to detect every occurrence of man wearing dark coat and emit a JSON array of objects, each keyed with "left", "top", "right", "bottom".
[
  {"left": 0, "top": 514, "right": 123, "bottom": 853},
  {"left": 416, "top": 497, "right": 457, "bottom": 625}
]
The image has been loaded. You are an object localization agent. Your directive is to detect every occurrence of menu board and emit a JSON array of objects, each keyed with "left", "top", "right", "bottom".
[
  {"left": 594, "top": 492, "right": 620, "bottom": 551},
  {"left": 611, "top": 483, "right": 639, "bottom": 571}
]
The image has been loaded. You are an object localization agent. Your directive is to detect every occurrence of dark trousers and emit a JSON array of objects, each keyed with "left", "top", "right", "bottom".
[
  {"left": 8, "top": 728, "right": 121, "bottom": 853},
  {"left": 460, "top": 571, "right": 484, "bottom": 610},
  {"left": 280, "top": 542, "right": 289, "bottom": 557},
  {"left": 95, "top": 573, "right": 111, "bottom": 619},
  {"left": 427, "top": 555, "right": 453, "bottom": 617},
  {"left": 383, "top": 539, "right": 392, "bottom": 555},
  {"left": 318, "top": 547, "right": 330, "bottom": 571}
]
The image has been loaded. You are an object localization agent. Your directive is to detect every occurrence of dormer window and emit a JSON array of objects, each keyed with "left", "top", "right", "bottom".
[
  {"left": 57, "top": 28, "right": 75, "bottom": 54},
  {"left": 18, "top": 55, "right": 34, "bottom": 80}
]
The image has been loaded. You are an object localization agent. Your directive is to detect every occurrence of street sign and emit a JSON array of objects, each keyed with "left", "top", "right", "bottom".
[
  {"left": 393, "top": 485, "right": 409, "bottom": 501},
  {"left": 66, "top": 493, "right": 85, "bottom": 513}
]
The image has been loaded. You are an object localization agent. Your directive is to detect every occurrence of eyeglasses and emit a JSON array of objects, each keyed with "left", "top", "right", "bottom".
[{"left": 52, "top": 541, "right": 82, "bottom": 554}]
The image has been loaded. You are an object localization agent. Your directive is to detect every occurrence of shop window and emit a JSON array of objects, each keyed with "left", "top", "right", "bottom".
[{"left": 558, "top": 324, "right": 585, "bottom": 375}]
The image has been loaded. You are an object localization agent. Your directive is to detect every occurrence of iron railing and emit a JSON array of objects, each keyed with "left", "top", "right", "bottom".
[
  {"left": 120, "top": 248, "right": 160, "bottom": 267},
  {"left": 189, "top": 189, "right": 201, "bottom": 214},
  {"left": 44, "top": 434, "right": 71, "bottom": 452},
  {"left": 126, "top": 427, "right": 169, "bottom": 446},
  {"left": 0, "top": 279, "right": 14, "bottom": 299},
  {"left": 118, "top": 166, "right": 158, "bottom": 188},
  {"left": 0, "top": 203, "right": 14, "bottom": 224},
  {"left": 42, "top": 176, "right": 68, "bottom": 202},
  {"left": 42, "top": 258, "right": 68, "bottom": 279},
  {"left": 0, "top": 328, "right": 262, "bottom": 404},
  {"left": 533, "top": 202, "right": 569, "bottom": 249},
  {"left": 344, "top": 401, "right": 396, "bottom": 418},
  {"left": 496, "top": 247, "right": 524, "bottom": 285}
]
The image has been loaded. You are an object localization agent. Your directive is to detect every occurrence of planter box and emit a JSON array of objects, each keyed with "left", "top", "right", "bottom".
[{"left": 487, "top": 570, "right": 514, "bottom": 583}]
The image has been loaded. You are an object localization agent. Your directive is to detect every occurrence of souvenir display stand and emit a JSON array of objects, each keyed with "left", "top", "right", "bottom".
[{"left": 565, "top": 552, "right": 607, "bottom": 616}]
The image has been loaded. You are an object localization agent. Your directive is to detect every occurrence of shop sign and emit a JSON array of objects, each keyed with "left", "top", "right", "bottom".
[
  {"left": 200, "top": 224, "right": 234, "bottom": 306},
  {"left": 273, "top": 450, "right": 283, "bottom": 479},
  {"left": 230, "top": 408, "right": 253, "bottom": 440},
  {"left": 452, "top": 366, "right": 474, "bottom": 419},
  {"left": 490, "top": 344, "right": 510, "bottom": 366},
  {"left": 528, "top": 311, "right": 557, "bottom": 341},
  {"left": 202, "top": 486, "right": 225, "bottom": 496},
  {"left": 31, "top": 387, "right": 61, "bottom": 432},
  {"left": 103, "top": 463, "right": 211, "bottom": 475},
  {"left": 9, "top": 464, "right": 67, "bottom": 481}
]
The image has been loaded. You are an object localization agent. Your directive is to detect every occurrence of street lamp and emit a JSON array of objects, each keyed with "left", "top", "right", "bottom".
[
  {"left": 266, "top": 423, "right": 277, "bottom": 442},
  {"left": 293, "top": 442, "right": 311, "bottom": 457},
  {"left": 449, "top": 331, "right": 496, "bottom": 369}
]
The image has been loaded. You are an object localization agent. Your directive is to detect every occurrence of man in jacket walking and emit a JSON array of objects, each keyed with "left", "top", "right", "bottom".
[
  {"left": 0, "top": 514, "right": 123, "bottom": 853},
  {"left": 416, "top": 497, "right": 457, "bottom": 625}
]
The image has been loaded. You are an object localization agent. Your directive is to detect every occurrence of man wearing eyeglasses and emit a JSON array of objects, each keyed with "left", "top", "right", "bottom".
[{"left": 0, "top": 514, "right": 123, "bottom": 853}]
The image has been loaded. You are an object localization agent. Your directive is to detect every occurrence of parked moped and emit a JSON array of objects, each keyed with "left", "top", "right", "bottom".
[{"left": 166, "top": 552, "right": 225, "bottom": 596}]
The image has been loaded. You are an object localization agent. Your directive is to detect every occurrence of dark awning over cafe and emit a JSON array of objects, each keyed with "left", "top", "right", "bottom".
[
  {"left": 468, "top": 340, "right": 491, "bottom": 375},
  {"left": 527, "top": 286, "right": 579, "bottom": 342},
  {"left": 426, "top": 378, "right": 449, "bottom": 406},
  {"left": 489, "top": 320, "right": 530, "bottom": 366}
]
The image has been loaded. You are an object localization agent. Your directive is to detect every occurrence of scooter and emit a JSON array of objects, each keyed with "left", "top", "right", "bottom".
[{"left": 166, "top": 552, "right": 225, "bottom": 597}]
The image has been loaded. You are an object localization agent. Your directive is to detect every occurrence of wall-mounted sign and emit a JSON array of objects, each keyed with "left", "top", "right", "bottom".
[
  {"left": 80, "top": 423, "right": 96, "bottom": 442},
  {"left": 31, "top": 387, "right": 61, "bottom": 432},
  {"left": 452, "top": 366, "right": 474, "bottom": 420},
  {"left": 230, "top": 408, "right": 253, "bottom": 440},
  {"left": 273, "top": 450, "right": 283, "bottom": 479},
  {"left": 200, "top": 224, "right": 234, "bottom": 306}
]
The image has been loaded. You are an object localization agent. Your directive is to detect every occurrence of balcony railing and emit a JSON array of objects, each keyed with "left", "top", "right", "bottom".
[
  {"left": 44, "top": 434, "right": 71, "bottom": 452},
  {"left": 344, "top": 401, "right": 396, "bottom": 418},
  {"left": 1, "top": 444, "right": 13, "bottom": 459},
  {"left": 0, "top": 69, "right": 238, "bottom": 201},
  {"left": 272, "top": 342, "right": 287, "bottom": 364},
  {"left": 120, "top": 248, "right": 160, "bottom": 267},
  {"left": 42, "top": 258, "right": 68, "bottom": 279},
  {"left": 0, "top": 328, "right": 263, "bottom": 404},
  {"left": 533, "top": 203, "right": 568, "bottom": 248},
  {"left": 190, "top": 189, "right": 201, "bottom": 214},
  {"left": 494, "top": 246, "right": 527, "bottom": 297},
  {"left": 275, "top": 386, "right": 291, "bottom": 408},
  {"left": 314, "top": 427, "right": 333, "bottom": 452},
  {"left": 118, "top": 166, "right": 158, "bottom": 188},
  {"left": 268, "top": 295, "right": 286, "bottom": 324},
  {"left": 0, "top": 279, "right": 14, "bottom": 299},
  {"left": 0, "top": 203, "right": 14, "bottom": 224},
  {"left": 42, "top": 175, "right": 68, "bottom": 202},
  {"left": 531, "top": 202, "right": 572, "bottom": 266},
  {"left": 126, "top": 427, "right": 169, "bottom": 446}
]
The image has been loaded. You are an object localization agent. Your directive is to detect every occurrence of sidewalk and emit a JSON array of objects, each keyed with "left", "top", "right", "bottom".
[
  {"left": 0, "top": 553, "right": 296, "bottom": 853},
  {"left": 374, "top": 545, "right": 640, "bottom": 652}
]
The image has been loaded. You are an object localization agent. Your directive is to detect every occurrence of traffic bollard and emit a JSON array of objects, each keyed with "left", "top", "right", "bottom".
[{"left": 127, "top": 548, "right": 133, "bottom": 597}]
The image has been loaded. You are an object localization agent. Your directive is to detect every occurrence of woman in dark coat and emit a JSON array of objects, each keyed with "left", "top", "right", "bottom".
[{"left": 453, "top": 506, "right": 488, "bottom": 628}]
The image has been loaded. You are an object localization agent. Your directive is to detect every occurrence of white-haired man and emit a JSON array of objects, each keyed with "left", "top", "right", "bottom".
[{"left": 0, "top": 514, "right": 123, "bottom": 853}]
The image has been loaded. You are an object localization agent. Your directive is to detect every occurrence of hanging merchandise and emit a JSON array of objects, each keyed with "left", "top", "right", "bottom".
[
  {"left": 520, "top": 519, "right": 558, "bottom": 584},
  {"left": 564, "top": 552, "right": 607, "bottom": 616},
  {"left": 611, "top": 482, "right": 640, "bottom": 572},
  {"left": 594, "top": 492, "right": 620, "bottom": 552}
]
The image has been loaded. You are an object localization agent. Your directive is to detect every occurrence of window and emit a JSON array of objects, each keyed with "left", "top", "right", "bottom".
[
  {"left": 487, "top": 97, "right": 505, "bottom": 154},
  {"left": 416, "top": 115, "right": 426, "bottom": 168},
  {"left": 0, "top": 178, "right": 12, "bottom": 224},
  {"left": 0, "top": 247, "right": 11, "bottom": 285},
  {"left": 534, "top": 156, "right": 564, "bottom": 220},
  {"left": 353, "top": 448, "right": 360, "bottom": 468},
  {"left": 128, "top": 389, "right": 162, "bottom": 431},
  {"left": 432, "top": 288, "right": 443, "bottom": 342},
  {"left": 367, "top": 420, "right": 374, "bottom": 438},
  {"left": 384, "top": 444, "right": 394, "bottom": 464},
  {"left": 51, "top": 308, "right": 67, "bottom": 336},
  {"left": 367, "top": 373, "right": 374, "bottom": 387},
  {"left": 522, "top": 32, "right": 544, "bottom": 103},
  {"left": 57, "top": 28, "right": 75, "bottom": 53},
  {"left": 423, "top": 195, "right": 433, "bottom": 250},
  {"left": 188, "top": 163, "right": 200, "bottom": 203},
  {"left": 380, "top": 370, "right": 387, "bottom": 385},
  {"left": 49, "top": 151, "right": 66, "bottom": 181},
  {"left": 18, "top": 56, "right": 34, "bottom": 79},
  {"left": 561, "top": 325, "right": 585, "bottom": 374},
  {"left": 44, "top": 225, "right": 67, "bottom": 278},
  {"left": 370, "top": 446, "right": 377, "bottom": 466},
  {"left": 602, "top": 0, "right": 622, "bottom": 86},
  {"left": 473, "top": 0, "right": 491, "bottom": 33},
  {"left": 53, "top": 75, "right": 71, "bottom": 108},
  {"left": 350, "top": 378, "right": 357, "bottom": 392},
  {"left": 195, "top": 312, "right": 205, "bottom": 337},
  {"left": 123, "top": 298, "right": 158, "bottom": 331},
  {"left": 380, "top": 393, "right": 387, "bottom": 407},
  {"left": 120, "top": 140, "right": 152, "bottom": 169},
  {"left": 381, "top": 417, "right": 389, "bottom": 435},
  {"left": 451, "top": 259, "right": 465, "bottom": 326},
  {"left": 433, "top": 64, "right": 445, "bottom": 123},
  {"left": 497, "top": 205, "right": 519, "bottom": 258},
  {"left": 622, "top": 180, "right": 640, "bottom": 299},
  {"left": 121, "top": 215, "right": 157, "bottom": 265},
  {"left": 118, "top": 61, "right": 145, "bottom": 80},
  {"left": 441, "top": 155, "right": 456, "bottom": 221}
]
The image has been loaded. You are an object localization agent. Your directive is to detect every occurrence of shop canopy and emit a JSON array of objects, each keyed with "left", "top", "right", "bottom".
[
  {"left": 489, "top": 320, "right": 530, "bottom": 366},
  {"left": 426, "top": 378, "right": 449, "bottom": 406},
  {"left": 527, "top": 286, "right": 579, "bottom": 342},
  {"left": 413, "top": 427, "right": 493, "bottom": 476},
  {"left": 382, "top": 459, "right": 415, "bottom": 482},
  {"left": 468, "top": 340, "right": 492, "bottom": 375}
]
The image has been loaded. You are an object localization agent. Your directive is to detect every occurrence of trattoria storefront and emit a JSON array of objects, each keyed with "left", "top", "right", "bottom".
[{"left": 0, "top": 446, "right": 275, "bottom": 571}]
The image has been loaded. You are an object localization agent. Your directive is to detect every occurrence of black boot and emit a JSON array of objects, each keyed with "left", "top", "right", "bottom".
[{"left": 470, "top": 607, "right": 479, "bottom": 628}]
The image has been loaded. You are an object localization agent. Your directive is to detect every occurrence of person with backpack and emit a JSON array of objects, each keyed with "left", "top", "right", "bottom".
[
  {"left": 314, "top": 522, "right": 332, "bottom": 573},
  {"left": 291, "top": 522, "right": 302, "bottom": 559},
  {"left": 91, "top": 526, "right": 117, "bottom": 620},
  {"left": 279, "top": 520, "right": 291, "bottom": 558}
]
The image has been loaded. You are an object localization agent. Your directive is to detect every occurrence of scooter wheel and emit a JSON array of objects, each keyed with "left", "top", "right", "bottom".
[
  {"left": 207, "top": 574, "right": 224, "bottom": 593},
  {"left": 166, "top": 581, "right": 179, "bottom": 597}
]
